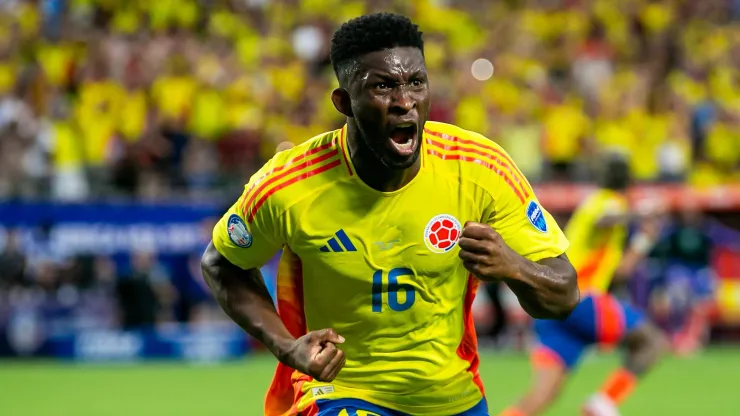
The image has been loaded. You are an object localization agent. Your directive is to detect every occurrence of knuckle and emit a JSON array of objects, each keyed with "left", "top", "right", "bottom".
[{"left": 486, "top": 242, "right": 498, "bottom": 253}]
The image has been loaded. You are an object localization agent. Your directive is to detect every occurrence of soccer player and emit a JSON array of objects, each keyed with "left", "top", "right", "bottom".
[
  {"left": 201, "top": 13, "right": 579, "bottom": 416},
  {"left": 499, "top": 155, "right": 666, "bottom": 416}
]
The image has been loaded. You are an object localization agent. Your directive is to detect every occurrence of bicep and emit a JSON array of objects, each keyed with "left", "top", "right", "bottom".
[
  {"left": 201, "top": 241, "right": 271, "bottom": 296},
  {"left": 537, "top": 254, "right": 577, "bottom": 281},
  {"left": 201, "top": 241, "right": 246, "bottom": 277},
  {"left": 503, "top": 253, "right": 579, "bottom": 319}
]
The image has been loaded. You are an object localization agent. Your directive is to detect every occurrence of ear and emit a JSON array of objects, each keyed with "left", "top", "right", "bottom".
[{"left": 331, "top": 88, "right": 353, "bottom": 118}]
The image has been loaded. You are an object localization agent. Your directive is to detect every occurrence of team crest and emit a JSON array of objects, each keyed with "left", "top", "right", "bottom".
[
  {"left": 227, "top": 214, "right": 252, "bottom": 248},
  {"left": 526, "top": 200, "right": 548, "bottom": 233},
  {"left": 424, "top": 214, "right": 462, "bottom": 254}
]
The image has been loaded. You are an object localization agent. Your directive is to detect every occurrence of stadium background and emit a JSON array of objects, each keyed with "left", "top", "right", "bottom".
[{"left": 1, "top": 0, "right": 740, "bottom": 414}]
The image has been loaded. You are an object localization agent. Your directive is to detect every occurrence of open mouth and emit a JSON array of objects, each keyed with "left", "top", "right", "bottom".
[{"left": 389, "top": 122, "right": 418, "bottom": 156}]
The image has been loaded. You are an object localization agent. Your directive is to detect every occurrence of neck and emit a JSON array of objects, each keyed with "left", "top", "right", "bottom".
[{"left": 346, "top": 122, "right": 420, "bottom": 192}]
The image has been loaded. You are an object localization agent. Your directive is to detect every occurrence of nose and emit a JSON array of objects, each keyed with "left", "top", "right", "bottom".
[{"left": 390, "top": 87, "right": 416, "bottom": 114}]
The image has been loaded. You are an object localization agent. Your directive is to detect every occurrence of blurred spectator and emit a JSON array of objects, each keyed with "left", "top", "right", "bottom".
[
  {"left": 0, "top": 229, "right": 27, "bottom": 289},
  {"left": 650, "top": 207, "right": 716, "bottom": 354},
  {"left": 572, "top": 19, "right": 613, "bottom": 105},
  {"left": 73, "top": 255, "right": 117, "bottom": 329},
  {"left": 185, "top": 216, "right": 224, "bottom": 324},
  {"left": 650, "top": 204, "right": 740, "bottom": 355},
  {"left": 115, "top": 251, "right": 176, "bottom": 330}
]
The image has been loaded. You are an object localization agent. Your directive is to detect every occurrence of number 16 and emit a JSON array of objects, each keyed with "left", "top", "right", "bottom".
[{"left": 371, "top": 267, "right": 415, "bottom": 312}]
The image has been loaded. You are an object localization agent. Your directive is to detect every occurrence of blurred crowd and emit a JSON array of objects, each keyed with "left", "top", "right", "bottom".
[
  {"left": 0, "top": 216, "right": 227, "bottom": 336},
  {"left": 0, "top": 0, "right": 739, "bottom": 203},
  {"left": 1, "top": 0, "right": 740, "bottom": 347},
  {"left": 3, "top": 204, "right": 739, "bottom": 352}
]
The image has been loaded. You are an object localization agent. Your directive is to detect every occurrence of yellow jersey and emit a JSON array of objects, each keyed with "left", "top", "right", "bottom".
[
  {"left": 213, "top": 121, "right": 569, "bottom": 415},
  {"left": 565, "top": 189, "right": 629, "bottom": 295}
]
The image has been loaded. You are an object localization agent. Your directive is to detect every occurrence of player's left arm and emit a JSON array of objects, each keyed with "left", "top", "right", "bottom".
[
  {"left": 459, "top": 223, "right": 578, "bottom": 320},
  {"left": 459, "top": 145, "right": 578, "bottom": 320}
]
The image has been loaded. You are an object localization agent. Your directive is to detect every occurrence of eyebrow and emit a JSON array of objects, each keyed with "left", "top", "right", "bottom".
[{"left": 366, "top": 69, "right": 426, "bottom": 80}]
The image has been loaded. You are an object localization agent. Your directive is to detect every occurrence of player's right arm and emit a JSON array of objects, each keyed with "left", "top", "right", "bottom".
[
  {"left": 593, "top": 197, "right": 662, "bottom": 228},
  {"left": 201, "top": 166, "right": 345, "bottom": 382},
  {"left": 201, "top": 245, "right": 345, "bottom": 382},
  {"left": 614, "top": 213, "right": 664, "bottom": 280},
  {"left": 201, "top": 243, "right": 293, "bottom": 358},
  {"left": 582, "top": 194, "right": 665, "bottom": 279}
]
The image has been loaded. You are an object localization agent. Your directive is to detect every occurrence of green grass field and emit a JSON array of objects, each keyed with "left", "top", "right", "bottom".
[{"left": 3, "top": 348, "right": 740, "bottom": 415}]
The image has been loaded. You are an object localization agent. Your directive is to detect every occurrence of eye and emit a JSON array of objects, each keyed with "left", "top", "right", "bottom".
[
  {"left": 410, "top": 79, "right": 425, "bottom": 87},
  {"left": 375, "top": 82, "right": 392, "bottom": 90}
]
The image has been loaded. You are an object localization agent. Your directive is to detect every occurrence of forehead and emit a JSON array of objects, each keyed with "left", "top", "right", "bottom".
[{"left": 355, "top": 47, "right": 426, "bottom": 77}]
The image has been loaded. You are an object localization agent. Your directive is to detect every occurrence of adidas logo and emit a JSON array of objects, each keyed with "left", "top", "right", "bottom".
[
  {"left": 311, "top": 385, "right": 335, "bottom": 396},
  {"left": 319, "top": 229, "right": 357, "bottom": 253}
]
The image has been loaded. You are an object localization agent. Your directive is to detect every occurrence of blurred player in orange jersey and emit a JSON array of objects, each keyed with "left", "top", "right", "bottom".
[{"left": 500, "top": 155, "right": 667, "bottom": 416}]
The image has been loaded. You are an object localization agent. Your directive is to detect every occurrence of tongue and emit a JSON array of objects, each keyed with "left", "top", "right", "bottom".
[{"left": 391, "top": 129, "right": 412, "bottom": 144}]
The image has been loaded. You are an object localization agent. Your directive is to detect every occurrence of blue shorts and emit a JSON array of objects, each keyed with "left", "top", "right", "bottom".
[
  {"left": 314, "top": 398, "right": 489, "bottom": 416},
  {"left": 533, "top": 294, "right": 645, "bottom": 370},
  {"left": 662, "top": 262, "right": 716, "bottom": 301}
]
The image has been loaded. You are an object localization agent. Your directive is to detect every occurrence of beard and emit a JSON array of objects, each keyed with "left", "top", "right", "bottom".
[{"left": 356, "top": 121, "right": 421, "bottom": 170}]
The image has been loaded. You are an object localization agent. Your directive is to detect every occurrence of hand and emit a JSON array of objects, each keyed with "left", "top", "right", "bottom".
[
  {"left": 282, "top": 328, "right": 346, "bottom": 382},
  {"left": 634, "top": 197, "right": 668, "bottom": 219},
  {"left": 458, "top": 221, "right": 521, "bottom": 281},
  {"left": 638, "top": 216, "right": 663, "bottom": 240}
]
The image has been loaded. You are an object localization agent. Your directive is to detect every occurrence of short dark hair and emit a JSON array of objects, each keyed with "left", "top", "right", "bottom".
[
  {"left": 599, "top": 153, "right": 631, "bottom": 190},
  {"left": 330, "top": 13, "right": 424, "bottom": 84}
]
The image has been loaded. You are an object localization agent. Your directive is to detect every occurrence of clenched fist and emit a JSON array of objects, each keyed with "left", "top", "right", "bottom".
[
  {"left": 282, "top": 328, "right": 346, "bottom": 382},
  {"left": 458, "top": 221, "right": 521, "bottom": 281}
]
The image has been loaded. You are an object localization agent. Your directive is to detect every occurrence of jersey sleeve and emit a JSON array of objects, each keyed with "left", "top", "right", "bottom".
[
  {"left": 569, "top": 192, "right": 628, "bottom": 236},
  {"left": 212, "top": 168, "right": 286, "bottom": 271},
  {"left": 485, "top": 151, "right": 569, "bottom": 262}
]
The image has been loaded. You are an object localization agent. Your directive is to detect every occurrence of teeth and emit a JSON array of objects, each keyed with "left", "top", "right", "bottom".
[
  {"left": 396, "top": 122, "right": 414, "bottom": 128},
  {"left": 396, "top": 140, "right": 413, "bottom": 149}
]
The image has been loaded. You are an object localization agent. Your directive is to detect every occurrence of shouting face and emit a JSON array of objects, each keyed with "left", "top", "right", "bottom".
[{"left": 339, "top": 46, "right": 431, "bottom": 170}]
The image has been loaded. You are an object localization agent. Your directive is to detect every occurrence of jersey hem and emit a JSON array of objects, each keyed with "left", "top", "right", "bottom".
[
  {"left": 297, "top": 391, "right": 484, "bottom": 416},
  {"left": 295, "top": 381, "right": 484, "bottom": 415}
]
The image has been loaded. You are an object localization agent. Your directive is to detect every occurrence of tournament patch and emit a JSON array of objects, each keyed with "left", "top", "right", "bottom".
[
  {"left": 227, "top": 214, "right": 252, "bottom": 248},
  {"left": 424, "top": 214, "right": 462, "bottom": 254},
  {"left": 526, "top": 200, "right": 548, "bottom": 233}
]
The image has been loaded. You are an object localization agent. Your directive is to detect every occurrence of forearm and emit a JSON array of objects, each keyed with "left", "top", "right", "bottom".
[
  {"left": 201, "top": 242, "right": 294, "bottom": 362},
  {"left": 503, "top": 254, "right": 579, "bottom": 320},
  {"left": 615, "top": 232, "right": 657, "bottom": 279},
  {"left": 614, "top": 250, "right": 644, "bottom": 280},
  {"left": 595, "top": 213, "right": 632, "bottom": 229}
]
